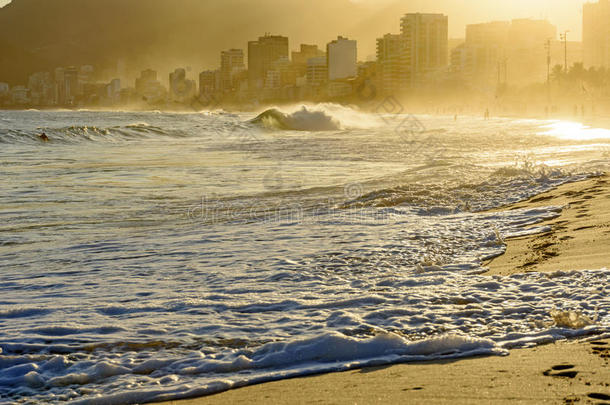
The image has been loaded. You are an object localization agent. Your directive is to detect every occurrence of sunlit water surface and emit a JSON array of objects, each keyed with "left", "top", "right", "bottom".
[{"left": 1, "top": 106, "right": 609, "bottom": 404}]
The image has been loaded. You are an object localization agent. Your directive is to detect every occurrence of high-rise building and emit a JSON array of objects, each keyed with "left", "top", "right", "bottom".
[
  {"left": 400, "top": 13, "right": 449, "bottom": 86},
  {"left": 452, "top": 21, "right": 510, "bottom": 84},
  {"left": 107, "top": 78, "right": 121, "bottom": 102},
  {"left": 199, "top": 70, "right": 217, "bottom": 96},
  {"left": 376, "top": 13, "right": 448, "bottom": 94},
  {"left": 11, "top": 86, "right": 30, "bottom": 105},
  {"left": 584, "top": 0, "right": 610, "bottom": 67},
  {"left": 135, "top": 69, "right": 165, "bottom": 103},
  {"left": 220, "top": 49, "right": 245, "bottom": 92},
  {"left": 451, "top": 19, "right": 557, "bottom": 86},
  {"left": 64, "top": 67, "right": 79, "bottom": 105},
  {"left": 376, "top": 33, "right": 406, "bottom": 95},
  {"left": 292, "top": 44, "right": 324, "bottom": 66},
  {"left": 306, "top": 57, "right": 328, "bottom": 88},
  {"left": 247, "top": 35, "right": 289, "bottom": 91},
  {"left": 292, "top": 44, "right": 325, "bottom": 77},
  {"left": 28, "top": 72, "right": 55, "bottom": 106},
  {"left": 327, "top": 36, "right": 357, "bottom": 81},
  {"left": 54, "top": 68, "right": 66, "bottom": 105},
  {"left": 169, "top": 68, "right": 196, "bottom": 103}
]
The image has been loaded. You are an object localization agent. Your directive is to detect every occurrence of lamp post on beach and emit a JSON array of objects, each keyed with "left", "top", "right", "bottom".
[
  {"left": 545, "top": 39, "right": 551, "bottom": 108},
  {"left": 560, "top": 31, "right": 570, "bottom": 74}
]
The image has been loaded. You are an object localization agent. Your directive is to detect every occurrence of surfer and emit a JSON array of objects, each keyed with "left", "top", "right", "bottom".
[{"left": 38, "top": 132, "right": 49, "bottom": 142}]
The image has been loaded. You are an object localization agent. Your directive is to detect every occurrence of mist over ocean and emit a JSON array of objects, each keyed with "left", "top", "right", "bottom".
[{"left": 1, "top": 106, "right": 609, "bottom": 404}]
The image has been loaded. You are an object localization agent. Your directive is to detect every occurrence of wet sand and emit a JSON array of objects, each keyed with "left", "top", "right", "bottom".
[
  {"left": 486, "top": 174, "right": 610, "bottom": 275},
  {"left": 155, "top": 175, "right": 610, "bottom": 405},
  {"left": 157, "top": 338, "right": 609, "bottom": 405}
]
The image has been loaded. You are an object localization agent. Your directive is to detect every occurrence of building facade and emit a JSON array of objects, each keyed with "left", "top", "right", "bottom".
[
  {"left": 327, "top": 36, "right": 357, "bottom": 81},
  {"left": 583, "top": 0, "right": 610, "bottom": 67},
  {"left": 247, "top": 35, "right": 289, "bottom": 91},
  {"left": 401, "top": 13, "right": 449, "bottom": 87},
  {"left": 220, "top": 49, "right": 245, "bottom": 92},
  {"left": 451, "top": 19, "right": 557, "bottom": 87},
  {"left": 376, "top": 13, "right": 448, "bottom": 95},
  {"left": 169, "top": 68, "right": 196, "bottom": 103}
]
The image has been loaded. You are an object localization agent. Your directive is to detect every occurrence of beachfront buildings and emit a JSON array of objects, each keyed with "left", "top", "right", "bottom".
[
  {"left": 135, "top": 69, "right": 165, "bottom": 103},
  {"left": 326, "top": 36, "right": 357, "bottom": 98},
  {"left": 377, "top": 33, "right": 406, "bottom": 96},
  {"left": 199, "top": 70, "right": 217, "bottom": 97},
  {"left": 220, "top": 49, "right": 245, "bottom": 93},
  {"left": 327, "top": 36, "right": 357, "bottom": 81},
  {"left": 451, "top": 19, "right": 556, "bottom": 87},
  {"left": 401, "top": 13, "right": 449, "bottom": 86},
  {"left": 247, "top": 35, "right": 289, "bottom": 92},
  {"left": 306, "top": 57, "right": 328, "bottom": 88},
  {"left": 376, "top": 13, "right": 449, "bottom": 95},
  {"left": 169, "top": 68, "right": 196, "bottom": 103},
  {"left": 292, "top": 44, "right": 325, "bottom": 78},
  {"left": 64, "top": 67, "right": 79, "bottom": 105},
  {"left": 583, "top": 0, "right": 610, "bottom": 67}
]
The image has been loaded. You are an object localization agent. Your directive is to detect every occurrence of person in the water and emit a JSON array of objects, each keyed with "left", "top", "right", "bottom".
[{"left": 38, "top": 132, "right": 49, "bottom": 142}]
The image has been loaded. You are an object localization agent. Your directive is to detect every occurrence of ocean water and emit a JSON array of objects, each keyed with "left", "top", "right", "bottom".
[{"left": 0, "top": 105, "right": 609, "bottom": 404}]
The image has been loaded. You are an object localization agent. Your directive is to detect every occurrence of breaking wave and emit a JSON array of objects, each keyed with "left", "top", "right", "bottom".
[{"left": 249, "top": 104, "right": 382, "bottom": 131}]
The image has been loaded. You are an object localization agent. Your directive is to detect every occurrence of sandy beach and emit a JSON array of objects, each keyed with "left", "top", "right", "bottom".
[
  {"left": 158, "top": 339, "right": 609, "bottom": 405},
  {"left": 487, "top": 174, "right": 610, "bottom": 275},
  {"left": 153, "top": 176, "right": 610, "bottom": 404}
]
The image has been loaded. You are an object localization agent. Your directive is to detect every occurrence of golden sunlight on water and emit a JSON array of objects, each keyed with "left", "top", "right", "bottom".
[{"left": 542, "top": 121, "right": 610, "bottom": 141}]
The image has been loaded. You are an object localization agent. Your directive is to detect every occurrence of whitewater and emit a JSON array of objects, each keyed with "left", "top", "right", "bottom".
[{"left": 0, "top": 105, "right": 609, "bottom": 404}]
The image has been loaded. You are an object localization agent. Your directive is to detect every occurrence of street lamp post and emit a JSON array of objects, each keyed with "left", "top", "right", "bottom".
[{"left": 560, "top": 30, "right": 570, "bottom": 74}]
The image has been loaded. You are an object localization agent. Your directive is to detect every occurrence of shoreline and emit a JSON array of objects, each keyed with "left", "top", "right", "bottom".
[
  {"left": 152, "top": 175, "right": 610, "bottom": 404},
  {"left": 156, "top": 338, "right": 609, "bottom": 405},
  {"left": 486, "top": 174, "right": 610, "bottom": 275}
]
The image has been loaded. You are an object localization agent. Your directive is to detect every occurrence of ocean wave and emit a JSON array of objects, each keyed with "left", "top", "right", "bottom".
[
  {"left": 248, "top": 103, "right": 383, "bottom": 132},
  {"left": 0, "top": 123, "right": 177, "bottom": 145},
  {"left": 250, "top": 107, "right": 342, "bottom": 131},
  {"left": 341, "top": 170, "right": 588, "bottom": 212}
]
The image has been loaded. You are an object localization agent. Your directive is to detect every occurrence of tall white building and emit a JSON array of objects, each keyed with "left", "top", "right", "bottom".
[{"left": 327, "top": 36, "right": 357, "bottom": 81}]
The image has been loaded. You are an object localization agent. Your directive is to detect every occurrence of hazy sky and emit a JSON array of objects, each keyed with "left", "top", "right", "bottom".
[{"left": 0, "top": 0, "right": 590, "bottom": 41}]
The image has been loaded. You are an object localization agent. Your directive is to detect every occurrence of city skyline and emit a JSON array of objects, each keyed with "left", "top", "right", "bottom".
[{"left": 2, "top": 1, "right": 609, "bottom": 111}]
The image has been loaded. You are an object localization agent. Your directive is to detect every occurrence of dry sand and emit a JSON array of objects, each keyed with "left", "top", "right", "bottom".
[{"left": 156, "top": 176, "right": 610, "bottom": 405}]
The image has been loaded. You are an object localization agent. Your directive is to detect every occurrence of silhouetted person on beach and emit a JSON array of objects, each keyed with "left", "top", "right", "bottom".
[
  {"left": 38, "top": 132, "right": 49, "bottom": 142},
  {"left": 484, "top": 109, "right": 490, "bottom": 120}
]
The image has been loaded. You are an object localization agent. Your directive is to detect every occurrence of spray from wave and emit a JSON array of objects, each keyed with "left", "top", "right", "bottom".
[{"left": 249, "top": 104, "right": 384, "bottom": 132}]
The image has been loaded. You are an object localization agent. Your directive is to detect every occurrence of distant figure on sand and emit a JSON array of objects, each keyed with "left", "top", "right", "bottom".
[
  {"left": 38, "top": 132, "right": 49, "bottom": 142},
  {"left": 484, "top": 109, "right": 490, "bottom": 120}
]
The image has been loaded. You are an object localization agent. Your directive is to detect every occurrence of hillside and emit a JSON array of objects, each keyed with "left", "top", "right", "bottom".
[{"left": 0, "top": 0, "right": 394, "bottom": 85}]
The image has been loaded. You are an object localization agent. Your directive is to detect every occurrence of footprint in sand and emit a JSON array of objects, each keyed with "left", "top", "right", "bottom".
[
  {"left": 590, "top": 341, "right": 610, "bottom": 359},
  {"left": 587, "top": 392, "right": 610, "bottom": 401},
  {"left": 543, "top": 364, "right": 579, "bottom": 378}
]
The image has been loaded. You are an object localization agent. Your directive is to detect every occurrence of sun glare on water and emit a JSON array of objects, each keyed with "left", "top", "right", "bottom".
[{"left": 543, "top": 121, "right": 610, "bottom": 141}]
